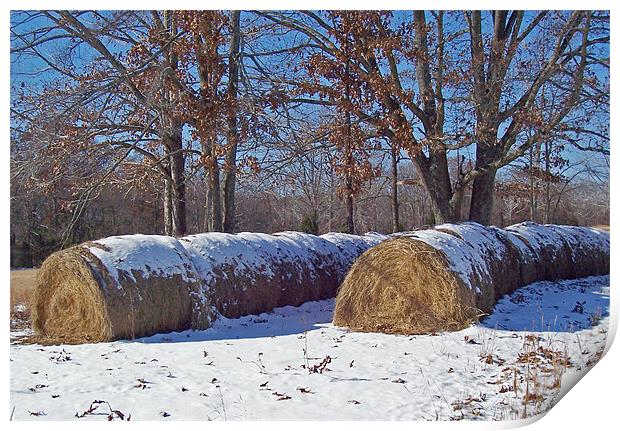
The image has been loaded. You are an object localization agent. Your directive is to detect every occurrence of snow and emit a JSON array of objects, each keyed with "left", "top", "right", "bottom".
[
  {"left": 399, "top": 226, "right": 493, "bottom": 290},
  {"left": 10, "top": 275, "right": 610, "bottom": 421},
  {"left": 180, "top": 232, "right": 285, "bottom": 284},
  {"left": 319, "top": 232, "right": 388, "bottom": 269},
  {"left": 87, "top": 235, "right": 198, "bottom": 290}
]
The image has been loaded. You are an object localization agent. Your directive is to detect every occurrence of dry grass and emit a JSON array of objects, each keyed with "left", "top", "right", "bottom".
[
  {"left": 32, "top": 247, "right": 112, "bottom": 343},
  {"left": 484, "top": 334, "right": 572, "bottom": 421},
  {"left": 10, "top": 268, "right": 37, "bottom": 306},
  {"left": 10, "top": 268, "right": 38, "bottom": 328}
]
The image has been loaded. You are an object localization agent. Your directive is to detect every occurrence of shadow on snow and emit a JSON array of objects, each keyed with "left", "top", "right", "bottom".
[
  {"left": 478, "top": 275, "right": 609, "bottom": 333},
  {"left": 133, "top": 299, "right": 336, "bottom": 344},
  {"left": 130, "top": 275, "right": 609, "bottom": 344}
]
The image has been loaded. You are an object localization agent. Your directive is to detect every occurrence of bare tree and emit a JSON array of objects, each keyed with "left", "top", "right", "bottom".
[{"left": 258, "top": 10, "right": 608, "bottom": 225}]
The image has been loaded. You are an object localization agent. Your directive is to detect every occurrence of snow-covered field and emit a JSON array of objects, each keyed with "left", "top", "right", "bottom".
[{"left": 10, "top": 275, "right": 610, "bottom": 421}]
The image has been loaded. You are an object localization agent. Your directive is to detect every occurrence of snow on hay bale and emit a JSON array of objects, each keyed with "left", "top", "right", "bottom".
[
  {"left": 504, "top": 223, "right": 610, "bottom": 282},
  {"left": 180, "top": 232, "right": 340, "bottom": 318},
  {"left": 32, "top": 231, "right": 383, "bottom": 342},
  {"left": 32, "top": 235, "right": 212, "bottom": 343},
  {"left": 180, "top": 231, "right": 386, "bottom": 319},
  {"left": 333, "top": 222, "right": 609, "bottom": 335},
  {"left": 319, "top": 232, "right": 388, "bottom": 271}
]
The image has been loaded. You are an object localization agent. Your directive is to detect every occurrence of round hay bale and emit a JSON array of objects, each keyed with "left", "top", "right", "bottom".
[
  {"left": 498, "top": 228, "right": 540, "bottom": 287},
  {"left": 32, "top": 235, "right": 212, "bottom": 343},
  {"left": 504, "top": 222, "right": 610, "bottom": 282},
  {"left": 181, "top": 231, "right": 356, "bottom": 319},
  {"left": 334, "top": 222, "right": 610, "bottom": 335},
  {"left": 545, "top": 225, "right": 610, "bottom": 278},
  {"left": 333, "top": 236, "right": 481, "bottom": 334},
  {"left": 505, "top": 222, "right": 573, "bottom": 281}
]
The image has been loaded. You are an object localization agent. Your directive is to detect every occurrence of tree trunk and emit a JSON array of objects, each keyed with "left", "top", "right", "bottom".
[
  {"left": 208, "top": 141, "right": 223, "bottom": 232},
  {"left": 390, "top": 143, "right": 400, "bottom": 232},
  {"left": 162, "top": 130, "right": 187, "bottom": 236},
  {"left": 344, "top": 121, "right": 355, "bottom": 234},
  {"left": 449, "top": 185, "right": 465, "bottom": 222},
  {"left": 159, "top": 13, "right": 186, "bottom": 237},
  {"left": 170, "top": 153, "right": 187, "bottom": 237},
  {"left": 528, "top": 143, "right": 542, "bottom": 222},
  {"left": 469, "top": 140, "right": 498, "bottom": 226},
  {"left": 205, "top": 168, "right": 223, "bottom": 232},
  {"left": 345, "top": 193, "right": 354, "bottom": 234},
  {"left": 163, "top": 176, "right": 173, "bottom": 236},
  {"left": 328, "top": 172, "right": 335, "bottom": 231},
  {"left": 204, "top": 177, "right": 212, "bottom": 232},
  {"left": 222, "top": 10, "right": 241, "bottom": 233},
  {"left": 210, "top": 169, "right": 222, "bottom": 232},
  {"left": 344, "top": 50, "right": 355, "bottom": 235},
  {"left": 544, "top": 140, "right": 551, "bottom": 224},
  {"left": 427, "top": 184, "right": 451, "bottom": 224},
  {"left": 413, "top": 146, "right": 455, "bottom": 225},
  {"left": 469, "top": 169, "right": 497, "bottom": 225},
  {"left": 344, "top": 125, "right": 355, "bottom": 235}
]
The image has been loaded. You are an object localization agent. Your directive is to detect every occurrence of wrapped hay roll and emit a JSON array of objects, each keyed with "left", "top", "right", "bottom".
[
  {"left": 32, "top": 235, "right": 213, "bottom": 343},
  {"left": 333, "top": 222, "right": 609, "bottom": 335}
]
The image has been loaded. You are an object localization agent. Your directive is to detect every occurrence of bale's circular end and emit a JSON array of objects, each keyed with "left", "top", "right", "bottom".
[
  {"left": 333, "top": 237, "right": 481, "bottom": 335},
  {"left": 32, "top": 248, "right": 112, "bottom": 343}
]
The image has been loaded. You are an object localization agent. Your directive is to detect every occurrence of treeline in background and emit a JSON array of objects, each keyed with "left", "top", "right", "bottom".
[{"left": 10, "top": 11, "right": 609, "bottom": 267}]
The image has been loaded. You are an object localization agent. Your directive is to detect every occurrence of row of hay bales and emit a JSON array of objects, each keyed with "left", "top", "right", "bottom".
[
  {"left": 333, "top": 222, "right": 610, "bottom": 335},
  {"left": 32, "top": 231, "right": 387, "bottom": 343}
]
